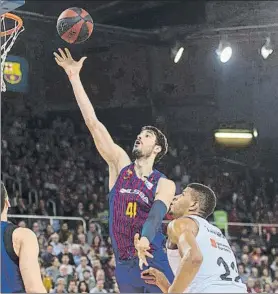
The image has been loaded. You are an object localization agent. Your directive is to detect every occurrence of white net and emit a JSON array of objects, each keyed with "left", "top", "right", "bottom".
[{"left": 1, "top": 13, "right": 24, "bottom": 92}]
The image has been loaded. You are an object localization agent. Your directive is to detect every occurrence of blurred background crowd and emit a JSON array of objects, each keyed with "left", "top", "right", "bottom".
[{"left": 1, "top": 100, "right": 278, "bottom": 293}]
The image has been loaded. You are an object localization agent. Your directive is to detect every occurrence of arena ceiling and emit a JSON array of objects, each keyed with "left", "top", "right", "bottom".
[
  {"left": 20, "top": 1, "right": 206, "bottom": 30},
  {"left": 18, "top": 1, "right": 278, "bottom": 45}
]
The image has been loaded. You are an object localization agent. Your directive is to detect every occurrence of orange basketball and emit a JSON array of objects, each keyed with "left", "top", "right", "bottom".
[{"left": 57, "top": 7, "right": 94, "bottom": 44}]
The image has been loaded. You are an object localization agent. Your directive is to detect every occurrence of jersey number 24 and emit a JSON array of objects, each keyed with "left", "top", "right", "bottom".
[{"left": 126, "top": 202, "right": 137, "bottom": 218}]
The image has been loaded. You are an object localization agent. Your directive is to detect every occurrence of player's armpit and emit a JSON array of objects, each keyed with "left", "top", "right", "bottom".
[
  {"left": 155, "top": 178, "right": 176, "bottom": 209},
  {"left": 90, "top": 121, "right": 131, "bottom": 168},
  {"left": 17, "top": 228, "right": 46, "bottom": 293},
  {"left": 167, "top": 221, "right": 203, "bottom": 293}
]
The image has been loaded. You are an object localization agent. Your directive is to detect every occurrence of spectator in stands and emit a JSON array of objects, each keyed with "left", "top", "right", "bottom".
[
  {"left": 84, "top": 203, "right": 97, "bottom": 221},
  {"left": 50, "top": 233, "right": 63, "bottom": 256},
  {"left": 268, "top": 228, "right": 278, "bottom": 250},
  {"left": 60, "top": 254, "right": 74, "bottom": 275},
  {"left": 18, "top": 220, "right": 26, "bottom": 228},
  {"left": 46, "top": 257, "right": 61, "bottom": 285},
  {"left": 36, "top": 199, "right": 49, "bottom": 216},
  {"left": 32, "top": 221, "right": 41, "bottom": 237},
  {"left": 92, "top": 235, "right": 101, "bottom": 255},
  {"left": 261, "top": 268, "right": 272, "bottom": 286},
  {"left": 67, "top": 280, "right": 78, "bottom": 293},
  {"left": 57, "top": 242, "right": 74, "bottom": 265},
  {"left": 90, "top": 280, "right": 107, "bottom": 294},
  {"left": 72, "top": 244, "right": 82, "bottom": 266},
  {"left": 241, "top": 254, "right": 252, "bottom": 274},
  {"left": 45, "top": 224, "right": 55, "bottom": 239},
  {"left": 238, "top": 264, "right": 249, "bottom": 284},
  {"left": 87, "top": 222, "right": 100, "bottom": 247},
  {"left": 14, "top": 197, "right": 28, "bottom": 214},
  {"left": 78, "top": 281, "right": 89, "bottom": 293},
  {"left": 76, "top": 256, "right": 93, "bottom": 281},
  {"left": 59, "top": 223, "right": 71, "bottom": 243},
  {"left": 75, "top": 202, "right": 85, "bottom": 218},
  {"left": 41, "top": 244, "right": 55, "bottom": 268},
  {"left": 78, "top": 233, "right": 90, "bottom": 255},
  {"left": 57, "top": 265, "right": 73, "bottom": 288},
  {"left": 52, "top": 278, "right": 67, "bottom": 294},
  {"left": 82, "top": 269, "right": 96, "bottom": 291}
]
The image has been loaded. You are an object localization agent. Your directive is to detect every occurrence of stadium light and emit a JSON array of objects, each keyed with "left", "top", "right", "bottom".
[
  {"left": 216, "top": 41, "right": 232, "bottom": 63},
  {"left": 214, "top": 127, "right": 258, "bottom": 147},
  {"left": 174, "top": 47, "right": 184, "bottom": 63},
  {"left": 261, "top": 37, "right": 273, "bottom": 59}
]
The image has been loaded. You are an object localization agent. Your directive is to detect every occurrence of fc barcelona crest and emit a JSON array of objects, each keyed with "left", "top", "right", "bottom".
[
  {"left": 124, "top": 169, "right": 133, "bottom": 180},
  {"left": 4, "top": 61, "right": 22, "bottom": 85}
]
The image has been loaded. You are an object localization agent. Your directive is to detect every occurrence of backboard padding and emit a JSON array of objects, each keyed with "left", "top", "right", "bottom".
[{"left": 0, "top": 0, "right": 25, "bottom": 15}]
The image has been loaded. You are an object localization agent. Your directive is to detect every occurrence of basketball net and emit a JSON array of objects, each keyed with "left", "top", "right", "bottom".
[{"left": 1, "top": 13, "right": 24, "bottom": 92}]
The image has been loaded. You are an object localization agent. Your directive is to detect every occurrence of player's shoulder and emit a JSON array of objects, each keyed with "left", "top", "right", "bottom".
[
  {"left": 157, "top": 177, "right": 175, "bottom": 189},
  {"left": 13, "top": 227, "right": 38, "bottom": 243},
  {"left": 168, "top": 217, "right": 199, "bottom": 236}
]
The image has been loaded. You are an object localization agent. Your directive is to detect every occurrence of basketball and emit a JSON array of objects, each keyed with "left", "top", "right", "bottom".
[{"left": 57, "top": 7, "right": 94, "bottom": 44}]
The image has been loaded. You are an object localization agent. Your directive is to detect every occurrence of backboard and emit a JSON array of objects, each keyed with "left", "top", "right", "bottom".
[{"left": 0, "top": 0, "right": 25, "bottom": 15}]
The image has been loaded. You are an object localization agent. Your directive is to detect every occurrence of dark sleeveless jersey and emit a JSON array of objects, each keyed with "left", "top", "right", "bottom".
[
  {"left": 108, "top": 163, "right": 167, "bottom": 260},
  {"left": 1, "top": 221, "right": 25, "bottom": 293}
]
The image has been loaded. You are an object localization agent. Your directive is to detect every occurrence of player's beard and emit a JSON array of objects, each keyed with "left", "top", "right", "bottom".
[
  {"left": 132, "top": 148, "right": 143, "bottom": 160},
  {"left": 132, "top": 147, "right": 153, "bottom": 161}
]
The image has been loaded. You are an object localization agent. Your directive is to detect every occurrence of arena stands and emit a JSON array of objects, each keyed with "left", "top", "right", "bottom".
[{"left": 1, "top": 101, "right": 278, "bottom": 293}]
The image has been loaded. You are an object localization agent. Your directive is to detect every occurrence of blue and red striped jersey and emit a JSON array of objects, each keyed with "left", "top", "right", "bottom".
[{"left": 109, "top": 163, "right": 167, "bottom": 260}]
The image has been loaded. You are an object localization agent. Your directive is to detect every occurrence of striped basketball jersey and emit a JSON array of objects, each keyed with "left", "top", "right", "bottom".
[
  {"left": 1, "top": 221, "right": 25, "bottom": 293},
  {"left": 109, "top": 163, "right": 166, "bottom": 260}
]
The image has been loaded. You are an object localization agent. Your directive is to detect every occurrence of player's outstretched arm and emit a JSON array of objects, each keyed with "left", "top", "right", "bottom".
[
  {"left": 135, "top": 179, "right": 176, "bottom": 269},
  {"left": 16, "top": 228, "right": 46, "bottom": 293},
  {"left": 54, "top": 48, "right": 130, "bottom": 169},
  {"left": 167, "top": 218, "right": 203, "bottom": 293}
]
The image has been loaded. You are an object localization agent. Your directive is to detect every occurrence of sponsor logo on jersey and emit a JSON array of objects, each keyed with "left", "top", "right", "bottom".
[
  {"left": 210, "top": 238, "right": 217, "bottom": 248},
  {"left": 144, "top": 179, "right": 153, "bottom": 190},
  {"left": 119, "top": 188, "right": 149, "bottom": 204}
]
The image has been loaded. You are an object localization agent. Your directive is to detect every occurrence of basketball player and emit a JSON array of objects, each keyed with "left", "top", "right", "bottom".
[
  {"left": 54, "top": 48, "right": 175, "bottom": 293},
  {"left": 140, "top": 183, "right": 248, "bottom": 293},
  {"left": 1, "top": 182, "right": 46, "bottom": 293}
]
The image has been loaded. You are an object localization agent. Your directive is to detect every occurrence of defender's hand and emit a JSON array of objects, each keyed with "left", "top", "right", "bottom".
[
  {"left": 134, "top": 234, "right": 153, "bottom": 270},
  {"left": 53, "top": 48, "right": 87, "bottom": 78},
  {"left": 141, "top": 267, "right": 170, "bottom": 292}
]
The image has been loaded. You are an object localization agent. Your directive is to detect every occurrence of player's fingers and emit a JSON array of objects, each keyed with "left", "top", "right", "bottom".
[
  {"left": 139, "top": 258, "right": 143, "bottom": 270},
  {"left": 141, "top": 269, "right": 150, "bottom": 276},
  {"left": 144, "top": 250, "right": 154, "bottom": 259},
  {"left": 78, "top": 57, "right": 87, "bottom": 66},
  {"left": 64, "top": 48, "right": 73, "bottom": 60},
  {"left": 53, "top": 52, "right": 63, "bottom": 62},
  {"left": 58, "top": 48, "right": 67, "bottom": 60},
  {"left": 145, "top": 280, "right": 156, "bottom": 285},
  {"left": 55, "top": 58, "right": 62, "bottom": 66}
]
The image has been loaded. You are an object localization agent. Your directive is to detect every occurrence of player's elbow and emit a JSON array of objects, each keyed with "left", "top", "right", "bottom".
[
  {"left": 25, "top": 284, "right": 47, "bottom": 293},
  {"left": 191, "top": 251, "right": 203, "bottom": 266}
]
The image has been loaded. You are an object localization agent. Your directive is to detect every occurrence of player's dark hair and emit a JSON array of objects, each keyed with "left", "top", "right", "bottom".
[
  {"left": 1, "top": 182, "right": 8, "bottom": 213},
  {"left": 188, "top": 183, "right": 216, "bottom": 219},
  {"left": 141, "top": 126, "right": 168, "bottom": 163}
]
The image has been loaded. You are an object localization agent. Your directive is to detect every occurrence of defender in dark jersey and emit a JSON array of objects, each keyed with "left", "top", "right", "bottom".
[
  {"left": 55, "top": 48, "right": 176, "bottom": 293},
  {"left": 1, "top": 182, "right": 46, "bottom": 293}
]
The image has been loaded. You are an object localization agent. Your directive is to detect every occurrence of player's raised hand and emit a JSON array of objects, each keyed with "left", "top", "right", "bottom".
[
  {"left": 134, "top": 234, "right": 154, "bottom": 270},
  {"left": 53, "top": 48, "right": 87, "bottom": 78}
]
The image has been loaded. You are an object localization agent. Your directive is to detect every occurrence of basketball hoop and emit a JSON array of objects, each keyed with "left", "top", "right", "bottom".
[{"left": 1, "top": 13, "right": 24, "bottom": 92}]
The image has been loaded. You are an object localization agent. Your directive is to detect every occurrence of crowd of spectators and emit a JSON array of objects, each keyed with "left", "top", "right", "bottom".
[{"left": 2, "top": 101, "right": 278, "bottom": 292}]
